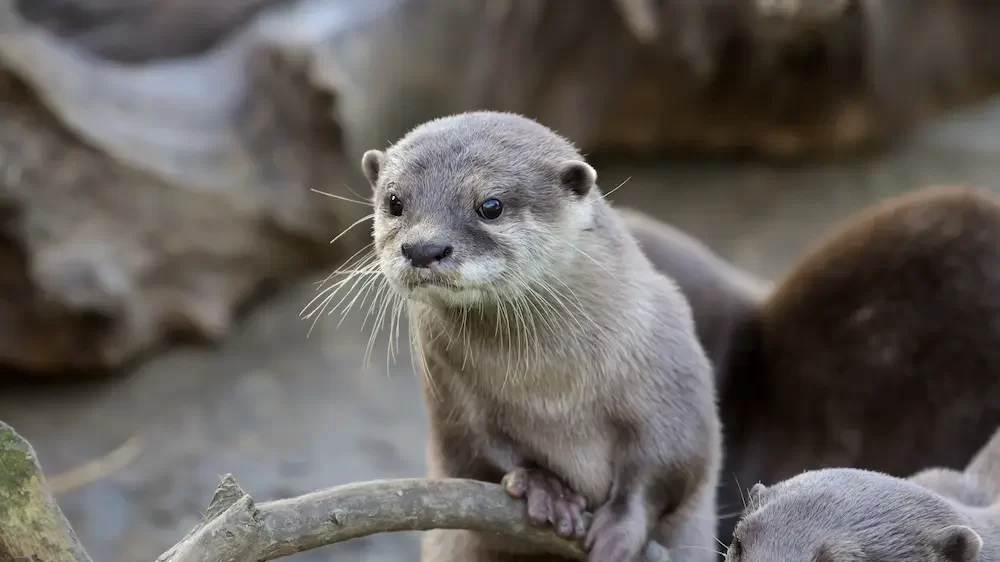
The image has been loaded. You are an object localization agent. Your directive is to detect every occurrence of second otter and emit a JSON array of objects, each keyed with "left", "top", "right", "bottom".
[
  {"left": 624, "top": 186, "right": 1000, "bottom": 545},
  {"left": 726, "top": 425, "right": 1000, "bottom": 561},
  {"left": 360, "top": 111, "right": 721, "bottom": 562}
]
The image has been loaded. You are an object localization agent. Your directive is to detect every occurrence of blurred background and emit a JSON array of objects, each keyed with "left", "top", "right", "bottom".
[{"left": 2, "top": 0, "right": 1000, "bottom": 560}]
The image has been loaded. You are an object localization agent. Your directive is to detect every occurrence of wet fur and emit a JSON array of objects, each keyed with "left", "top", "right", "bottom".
[
  {"left": 624, "top": 185, "right": 1000, "bottom": 544},
  {"left": 360, "top": 111, "right": 721, "bottom": 562},
  {"left": 725, "top": 426, "right": 1000, "bottom": 561}
]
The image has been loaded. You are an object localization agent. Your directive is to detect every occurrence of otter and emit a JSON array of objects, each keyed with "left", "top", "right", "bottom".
[
  {"left": 621, "top": 186, "right": 1000, "bottom": 544},
  {"left": 616, "top": 208, "right": 769, "bottom": 386},
  {"left": 725, "top": 425, "right": 1000, "bottom": 561},
  {"left": 359, "top": 111, "right": 721, "bottom": 562}
]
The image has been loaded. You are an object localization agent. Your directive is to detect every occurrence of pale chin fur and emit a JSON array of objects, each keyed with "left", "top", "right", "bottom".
[{"left": 380, "top": 255, "right": 508, "bottom": 308}]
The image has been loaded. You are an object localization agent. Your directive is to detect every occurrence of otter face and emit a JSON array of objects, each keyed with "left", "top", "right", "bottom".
[
  {"left": 359, "top": 112, "right": 598, "bottom": 307},
  {"left": 726, "top": 470, "right": 982, "bottom": 562}
]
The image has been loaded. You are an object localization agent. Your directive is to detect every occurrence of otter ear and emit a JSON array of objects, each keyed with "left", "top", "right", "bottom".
[
  {"left": 558, "top": 160, "right": 597, "bottom": 197},
  {"left": 748, "top": 482, "right": 767, "bottom": 506},
  {"left": 933, "top": 525, "right": 982, "bottom": 562},
  {"left": 361, "top": 150, "right": 385, "bottom": 188}
]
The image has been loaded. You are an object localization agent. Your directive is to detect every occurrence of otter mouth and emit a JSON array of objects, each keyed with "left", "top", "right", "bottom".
[
  {"left": 398, "top": 270, "right": 462, "bottom": 292},
  {"left": 408, "top": 279, "right": 458, "bottom": 291}
]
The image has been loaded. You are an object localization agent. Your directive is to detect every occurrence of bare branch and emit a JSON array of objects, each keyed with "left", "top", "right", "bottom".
[{"left": 0, "top": 420, "right": 671, "bottom": 562}]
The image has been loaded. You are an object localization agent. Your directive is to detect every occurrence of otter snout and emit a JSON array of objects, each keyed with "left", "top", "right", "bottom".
[{"left": 401, "top": 242, "right": 453, "bottom": 268}]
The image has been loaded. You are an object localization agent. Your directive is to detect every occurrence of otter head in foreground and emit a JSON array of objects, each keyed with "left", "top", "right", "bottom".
[
  {"left": 362, "top": 110, "right": 603, "bottom": 309},
  {"left": 360, "top": 111, "right": 721, "bottom": 562},
  {"left": 728, "top": 426, "right": 1000, "bottom": 562}
]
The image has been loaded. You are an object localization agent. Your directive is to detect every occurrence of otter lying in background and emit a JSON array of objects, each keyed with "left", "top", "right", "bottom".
[
  {"left": 725, "top": 425, "right": 1000, "bottom": 561},
  {"left": 622, "top": 185, "right": 1000, "bottom": 543}
]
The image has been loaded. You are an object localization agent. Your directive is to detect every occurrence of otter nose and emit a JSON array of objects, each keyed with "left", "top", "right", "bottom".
[{"left": 401, "top": 242, "right": 453, "bottom": 268}]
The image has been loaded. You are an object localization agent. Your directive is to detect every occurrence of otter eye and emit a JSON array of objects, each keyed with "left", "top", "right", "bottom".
[
  {"left": 386, "top": 193, "right": 404, "bottom": 217},
  {"left": 477, "top": 198, "right": 503, "bottom": 220}
]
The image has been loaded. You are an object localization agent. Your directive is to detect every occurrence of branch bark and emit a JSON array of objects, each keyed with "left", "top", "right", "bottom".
[{"left": 0, "top": 421, "right": 671, "bottom": 562}]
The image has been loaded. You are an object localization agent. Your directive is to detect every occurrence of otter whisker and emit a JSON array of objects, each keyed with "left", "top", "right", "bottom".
[
  {"left": 313, "top": 242, "right": 376, "bottom": 287},
  {"left": 459, "top": 305, "right": 475, "bottom": 371},
  {"left": 387, "top": 295, "right": 406, "bottom": 370},
  {"left": 302, "top": 249, "right": 378, "bottom": 315},
  {"left": 301, "top": 259, "right": 380, "bottom": 320},
  {"left": 508, "top": 286, "right": 533, "bottom": 387},
  {"left": 511, "top": 277, "right": 544, "bottom": 372},
  {"left": 547, "top": 275, "right": 610, "bottom": 341},
  {"left": 734, "top": 475, "right": 747, "bottom": 510},
  {"left": 530, "top": 279, "right": 587, "bottom": 341},
  {"left": 300, "top": 257, "right": 381, "bottom": 337},
  {"left": 365, "top": 281, "right": 395, "bottom": 368},
  {"left": 303, "top": 279, "right": 371, "bottom": 336},
  {"left": 328, "top": 213, "right": 375, "bottom": 246},
  {"left": 310, "top": 187, "right": 373, "bottom": 207},
  {"left": 333, "top": 267, "right": 386, "bottom": 329},
  {"left": 597, "top": 175, "right": 631, "bottom": 201},
  {"left": 341, "top": 264, "right": 384, "bottom": 323},
  {"left": 541, "top": 231, "right": 619, "bottom": 280},
  {"left": 362, "top": 281, "right": 398, "bottom": 368},
  {"left": 409, "top": 314, "right": 441, "bottom": 402},
  {"left": 374, "top": 290, "right": 397, "bottom": 373},
  {"left": 315, "top": 242, "right": 376, "bottom": 296},
  {"left": 313, "top": 273, "right": 378, "bottom": 336},
  {"left": 495, "top": 288, "right": 515, "bottom": 397},
  {"left": 341, "top": 182, "right": 372, "bottom": 204},
  {"left": 304, "top": 259, "right": 380, "bottom": 317},
  {"left": 361, "top": 278, "right": 391, "bottom": 332},
  {"left": 526, "top": 294, "right": 549, "bottom": 368},
  {"left": 669, "top": 545, "right": 727, "bottom": 557}
]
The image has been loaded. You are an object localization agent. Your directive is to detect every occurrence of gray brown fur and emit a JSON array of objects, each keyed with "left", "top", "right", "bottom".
[
  {"left": 616, "top": 208, "right": 768, "bottom": 387},
  {"left": 359, "top": 111, "right": 721, "bottom": 562},
  {"left": 725, "top": 425, "right": 1000, "bottom": 561},
  {"left": 724, "top": 185, "right": 1000, "bottom": 529},
  {"left": 623, "top": 186, "right": 1000, "bottom": 545}
]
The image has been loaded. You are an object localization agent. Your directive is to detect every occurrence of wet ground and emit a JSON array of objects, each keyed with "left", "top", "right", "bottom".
[{"left": 3, "top": 96, "right": 1000, "bottom": 562}]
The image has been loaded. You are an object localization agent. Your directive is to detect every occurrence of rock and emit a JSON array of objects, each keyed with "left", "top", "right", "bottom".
[
  {"left": 3, "top": 0, "right": 1000, "bottom": 373},
  {"left": 322, "top": 0, "right": 1000, "bottom": 159},
  {"left": 0, "top": 0, "right": 379, "bottom": 372}
]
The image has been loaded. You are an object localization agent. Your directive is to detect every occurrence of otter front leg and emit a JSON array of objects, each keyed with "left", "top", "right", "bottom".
[
  {"left": 503, "top": 466, "right": 589, "bottom": 540},
  {"left": 585, "top": 459, "right": 673, "bottom": 562}
]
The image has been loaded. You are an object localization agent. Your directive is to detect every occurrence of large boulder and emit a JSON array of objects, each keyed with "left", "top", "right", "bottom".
[{"left": 0, "top": 0, "right": 376, "bottom": 372}]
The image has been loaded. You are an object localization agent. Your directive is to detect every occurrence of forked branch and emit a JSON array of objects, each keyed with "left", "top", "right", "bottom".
[{"left": 0, "top": 421, "right": 670, "bottom": 562}]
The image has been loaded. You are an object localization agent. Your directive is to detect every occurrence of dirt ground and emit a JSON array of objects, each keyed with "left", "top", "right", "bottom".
[{"left": 3, "top": 98, "right": 1000, "bottom": 562}]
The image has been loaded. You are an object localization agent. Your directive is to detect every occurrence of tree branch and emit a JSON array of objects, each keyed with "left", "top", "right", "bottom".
[
  {"left": 0, "top": 422, "right": 92, "bottom": 562},
  {"left": 0, "top": 420, "right": 671, "bottom": 562}
]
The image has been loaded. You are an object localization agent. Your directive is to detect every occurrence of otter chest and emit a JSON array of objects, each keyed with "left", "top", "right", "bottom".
[{"left": 454, "top": 373, "right": 617, "bottom": 505}]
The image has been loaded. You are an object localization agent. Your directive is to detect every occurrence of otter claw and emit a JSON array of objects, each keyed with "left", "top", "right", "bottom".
[
  {"left": 585, "top": 503, "right": 647, "bottom": 562},
  {"left": 503, "top": 467, "right": 588, "bottom": 539}
]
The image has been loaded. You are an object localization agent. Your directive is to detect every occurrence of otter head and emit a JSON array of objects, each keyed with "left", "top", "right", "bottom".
[
  {"left": 727, "top": 469, "right": 982, "bottom": 562},
  {"left": 359, "top": 111, "right": 599, "bottom": 308}
]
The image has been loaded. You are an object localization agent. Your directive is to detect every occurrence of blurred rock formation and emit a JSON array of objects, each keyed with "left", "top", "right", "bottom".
[{"left": 2, "top": 0, "right": 999, "bottom": 373}]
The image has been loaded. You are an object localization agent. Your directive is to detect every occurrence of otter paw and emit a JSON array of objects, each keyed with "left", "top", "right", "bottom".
[
  {"left": 503, "top": 467, "right": 588, "bottom": 539},
  {"left": 584, "top": 503, "right": 647, "bottom": 562}
]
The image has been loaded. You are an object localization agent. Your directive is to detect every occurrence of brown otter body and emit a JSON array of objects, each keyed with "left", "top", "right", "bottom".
[
  {"left": 360, "top": 111, "right": 721, "bottom": 562},
  {"left": 726, "top": 426, "right": 1000, "bottom": 561},
  {"left": 624, "top": 186, "right": 1000, "bottom": 543},
  {"left": 617, "top": 208, "right": 768, "bottom": 384}
]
